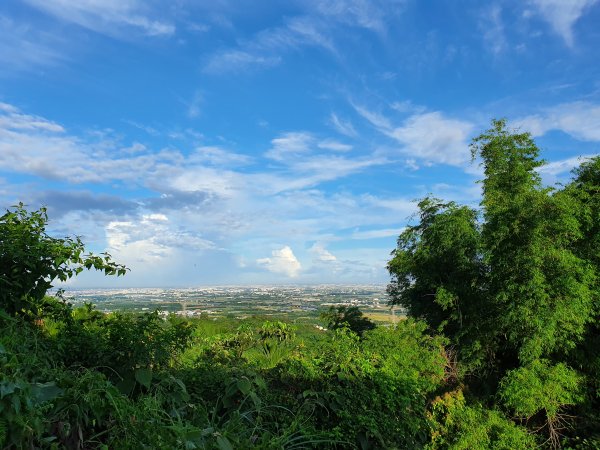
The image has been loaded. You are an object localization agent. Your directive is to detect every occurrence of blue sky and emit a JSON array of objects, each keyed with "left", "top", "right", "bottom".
[{"left": 1, "top": 0, "right": 599, "bottom": 287}]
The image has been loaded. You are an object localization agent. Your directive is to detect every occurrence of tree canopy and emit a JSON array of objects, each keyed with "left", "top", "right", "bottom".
[{"left": 388, "top": 119, "right": 600, "bottom": 446}]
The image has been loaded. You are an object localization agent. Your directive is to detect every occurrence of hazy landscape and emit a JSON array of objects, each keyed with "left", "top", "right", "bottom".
[{"left": 61, "top": 285, "right": 398, "bottom": 322}]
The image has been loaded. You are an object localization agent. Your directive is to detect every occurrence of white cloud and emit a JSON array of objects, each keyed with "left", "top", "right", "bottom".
[
  {"left": 528, "top": 0, "right": 599, "bottom": 46},
  {"left": 190, "top": 146, "right": 251, "bottom": 167},
  {"left": 0, "top": 103, "right": 419, "bottom": 285},
  {"left": 203, "top": 16, "right": 335, "bottom": 73},
  {"left": 23, "top": 0, "right": 175, "bottom": 37},
  {"left": 310, "top": 243, "right": 337, "bottom": 262},
  {"left": 480, "top": 5, "right": 507, "bottom": 55},
  {"left": 361, "top": 194, "right": 416, "bottom": 216},
  {"left": 388, "top": 112, "right": 473, "bottom": 165},
  {"left": 187, "top": 91, "right": 203, "bottom": 119},
  {"left": 352, "top": 103, "right": 393, "bottom": 130},
  {"left": 0, "top": 15, "right": 67, "bottom": 71},
  {"left": 265, "top": 132, "right": 314, "bottom": 161},
  {"left": 106, "top": 213, "right": 215, "bottom": 266},
  {"left": 353, "top": 104, "right": 474, "bottom": 166},
  {"left": 538, "top": 155, "right": 594, "bottom": 175},
  {"left": 310, "top": 0, "right": 404, "bottom": 33},
  {"left": 329, "top": 113, "right": 358, "bottom": 138},
  {"left": 514, "top": 101, "right": 600, "bottom": 141},
  {"left": 0, "top": 105, "right": 65, "bottom": 132},
  {"left": 318, "top": 139, "right": 353, "bottom": 152},
  {"left": 257, "top": 246, "right": 302, "bottom": 277},
  {"left": 203, "top": 50, "right": 282, "bottom": 73},
  {"left": 351, "top": 228, "right": 402, "bottom": 239}
]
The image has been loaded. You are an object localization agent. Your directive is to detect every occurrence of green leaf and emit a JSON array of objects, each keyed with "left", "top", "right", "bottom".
[
  {"left": 236, "top": 377, "right": 251, "bottom": 395},
  {"left": 216, "top": 435, "right": 234, "bottom": 450},
  {"left": 31, "top": 382, "right": 64, "bottom": 404},
  {"left": 135, "top": 368, "right": 153, "bottom": 388},
  {"left": 117, "top": 378, "right": 135, "bottom": 395}
]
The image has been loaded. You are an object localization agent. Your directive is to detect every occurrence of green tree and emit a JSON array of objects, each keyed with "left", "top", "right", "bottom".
[
  {"left": 387, "top": 120, "right": 598, "bottom": 446},
  {"left": 471, "top": 120, "right": 594, "bottom": 364},
  {"left": 387, "top": 197, "right": 485, "bottom": 366},
  {"left": 320, "top": 305, "right": 376, "bottom": 336},
  {"left": 0, "top": 203, "right": 127, "bottom": 316},
  {"left": 561, "top": 156, "right": 600, "bottom": 433}
]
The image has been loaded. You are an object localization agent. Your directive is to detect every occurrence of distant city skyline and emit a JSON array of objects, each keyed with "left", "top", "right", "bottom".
[{"left": 1, "top": 0, "right": 599, "bottom": 286}]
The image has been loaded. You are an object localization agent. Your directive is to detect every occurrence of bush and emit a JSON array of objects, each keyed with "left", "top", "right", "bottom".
[{"left": 0, "top": 204, "right": 126, "bottom": 317}]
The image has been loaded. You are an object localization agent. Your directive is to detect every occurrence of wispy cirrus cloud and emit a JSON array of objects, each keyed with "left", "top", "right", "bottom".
[
  {"left": 203, "top": 0, "right": 403, "bottom": 74},
  {"left": 203, "top": 16, "right": 335, "bottom": 73},
  {"left": 527, "top": 0, "right": 599, "bottom": 46},
  {"left": 329, "top": 113, "right": 358, "bottom": 138},
  {"left": 351, "top": 228, "right": 403, "bottom": 240},
  {"left": 479, "top": 5, "right": 507, "bottom": 56},
  {"left": 0, "top": 16, "right": 68, "bottom": 73},
  {"left": 22, "top": 0, "right": 175, "bottom": 37},
  {"left": 203, "top": 50, "right": 282, "bottom": 73},
  {"left": 310, "top": 0, "right": 405, "bottom": 34}
]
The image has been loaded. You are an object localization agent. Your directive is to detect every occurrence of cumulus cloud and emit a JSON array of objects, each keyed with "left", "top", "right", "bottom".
[
  {"left": 107, "top": 213, "right": 215, "bottom": 265},
  {"left": 310, "top": 243, "right": 337, "bottom": 262},
  {"left": 528, "top": 0, "right": 599, "bottom": 46},
  {"left": 257, "top": 246, "right": 302, "bottom": 277},
  {"left": 514, "top": 101, "right": 600, "bottom": 141},
  {"left": 0, "top": 102, "right": 430, "bottom": 285}
]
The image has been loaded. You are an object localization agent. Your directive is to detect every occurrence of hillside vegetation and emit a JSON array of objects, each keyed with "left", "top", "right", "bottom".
[{"left": 1, "top": 120, "right": 599, "bottom": 449}]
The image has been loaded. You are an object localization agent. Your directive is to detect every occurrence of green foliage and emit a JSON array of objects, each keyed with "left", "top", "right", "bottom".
[
  {"left": 320, "top": 305, "right": 376, "bottom": 336},
  {"left": 472, "top": 120, "right": 595, "bottom": 364},
  {"left": 500, "top": 359, "right": 584, "bottom": 420},
  {"left": 427, "top": 389, "right": 536, "bottom": 450},
  {"left": 264, "top": 320, "right": 448, "bottom": 448},
  {"left": 387, "top": 197, "right": 484, "bottom": 366},
  {"left": 387, "top": 120, "right": 600, "bottom": 446},
  {"left": 0, "top": 203, "right": 127, "bottom": 317}
]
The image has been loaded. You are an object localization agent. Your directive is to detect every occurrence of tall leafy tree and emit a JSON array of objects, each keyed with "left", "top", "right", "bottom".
[
  {"left": 388, "top": 120, "right": 599, "bottom": 446},
  {"left": 387, "top": 197, "right": 487, "bottom": 366},
  {"left": 471, "top": 119, "right": 594, "bottom": 364},
  {"left": 561, "top": 156, "right": 600, "bottom": 428}
]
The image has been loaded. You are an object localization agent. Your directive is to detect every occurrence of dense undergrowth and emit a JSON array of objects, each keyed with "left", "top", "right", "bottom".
[
  {"left": 1, "top": 299, "right": 456, "bottom": 449},
  {"left": 2, "top": 120, "right": 600, "bottom": 449}
]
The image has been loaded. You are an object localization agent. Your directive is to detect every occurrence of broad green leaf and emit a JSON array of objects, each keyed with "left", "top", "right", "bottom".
[
  {"left": 236, "top": 377, "right": 252, "bottom": 395},
  {"left": 216, "top": 435, "right": 234, "bottom": 450},
  {"left": 135, "top": 368, "right": 153, "bottom": 388}
]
